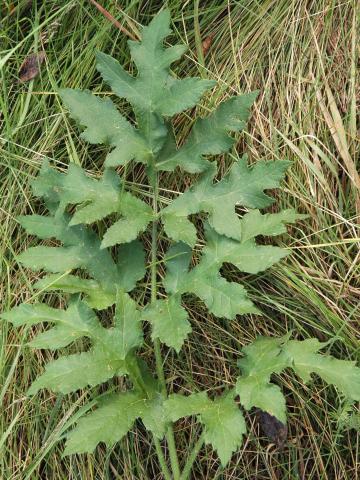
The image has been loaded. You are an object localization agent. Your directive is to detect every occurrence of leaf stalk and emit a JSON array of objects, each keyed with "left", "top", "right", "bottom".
[{"left": 149, "top": 161, "right": 181, "bottom": 480}]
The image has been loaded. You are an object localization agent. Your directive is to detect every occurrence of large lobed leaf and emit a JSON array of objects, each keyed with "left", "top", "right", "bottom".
[
  {"left": 162, "top": 156, "right": 305, "bottom": 245},
  {"left": 64, "top": 390, "right": 167, "bottom": 455},
  {"left": 95, "top": 9, "right": 215, "bottom": 162},
  {"left": 160, "top": 218, "right": 290, "bottom": 351},
  {"left": 31, "top": 160, "right": 153, "bottom": 248},
  {"left": 156, "top": 93, "right": 259, "bottom": 173},
  {"left": 61, "top": 9, "right": 256, "bottom": 173},
  {"left": 165, "top": 391, "right": 246, "bottom": 466},
  {"left": 18, "top": 163, "right": 147, "bottom": 308},
  {"left": 60, "top": 89, "right": 150, "bottom": 168},
  {"left": 2, "top": 292, "right": 143, "bottom": 395},
  {"left": 236, "top": 336, "right": 360, "bottom": 424}
]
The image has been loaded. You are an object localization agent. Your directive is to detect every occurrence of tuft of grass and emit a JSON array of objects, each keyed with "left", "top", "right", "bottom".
[{"left": 1, "top": 1, "right": 359, "bottom": 478}]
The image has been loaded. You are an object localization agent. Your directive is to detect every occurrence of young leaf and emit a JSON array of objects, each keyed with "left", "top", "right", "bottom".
[
  {"left": 165, "top": 391, "right": 246, "bottom": 466},
  {"left": 96, "top": 51, "right": 215, "bottom": 119},
  {"left": 95, "top": 10, "right": 215, "bottom": 164}
]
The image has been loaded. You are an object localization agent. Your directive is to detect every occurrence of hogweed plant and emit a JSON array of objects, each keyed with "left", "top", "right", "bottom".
[{"left": 4, "top": 10, "right": 360, "bottom": 479}]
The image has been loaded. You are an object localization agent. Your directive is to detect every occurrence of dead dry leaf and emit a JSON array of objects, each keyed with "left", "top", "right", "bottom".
[
  {"left": 19, "top": 51, "right": 46, "bottom": 82},
  {"left": 257, "top": 410, "right": 288, "bottom": 449},
  {"left": 202, "top": 33, "right": 214, "bottom": 57}
]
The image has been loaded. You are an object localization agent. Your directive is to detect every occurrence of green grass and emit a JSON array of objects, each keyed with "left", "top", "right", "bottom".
[{"left": 1, "top": 0, "right": 359, "bottom": 478}]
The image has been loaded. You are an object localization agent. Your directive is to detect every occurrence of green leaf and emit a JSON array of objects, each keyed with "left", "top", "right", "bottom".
[
  {"left": 202, "top": 226, "right": 289, "bottom": 274},
  {"left": 284, "top": 339, "right": 360, "bottom": 401},
  {"left": 114, "top": 290, "right": 143, "bottom": 359},
  {"left": 116, "top": 240, "right": 146, "bottom": 292},
  {"left": 2, "top": 298, "right": 101, "bottom": 350},
  {"left": 31, "top": 159, "right": 63, "bottom": 206},
  {"left": 163, "top": 242, "right": 192, "bottom": 294},
  {"left": 238, "top": 377, "right": 286, "bottom": 424},
  {"left": 155, "top": 77, "right": 216, "bottom": 117},
  {"left": 142, "top": 296, "right": 191, "bottom": 352},
  {"left": 165, "top": 391, "right": 246, "bottom": 466},
  {"left": 31, "top": 163, "right": 152, "bottom": 248},
  {"left": 239, "top": 209, "right": 308, "bottom": 243},
  {"left": 140, "top": 392, "right": 167, "bottom": 439},
  {"left": 34, "top": 240, "right": 146, "bottom": 308},
  {"left": 157, "top": 93, "right": 259, "bottom": 173},
  {"left": 96, "top": 10, "right": 216, "bottom": 169},
  {"left": 18, "top": 214, "right": 76, "bottom": 241},
  {"left": 236, "top": 336, "right": 360, "bottom": 423},
  {"left": 64, "top": 391, "right": 143, "bottom": 454},
  {"left": 34, "top": 274, "right": 116, "bottom": 310},
  {"left": 27, "top": 345, "right": 128, "bottom": 395},
  {"left": 96, "top": 51, "right": 215, "bottom": 118},
  {"left": 162, "top": 157, "right": 291, "bottom": 244},
  {"left": 64, "top": 390, "right": 166, "bottom": 454},
  {"left": 184, "top": 264, "right": 260, "bottom": 318},
  {"left": 164, "top": 231, "right": 268, "bottom": 320},
  {"left": 60, "top": 89, "right": 149, "bottom": 167},
  {"left": 101, "top": 193, "right": 152, "bottom": 248},
  {"left": 165, "top": 391, "right": 209, "bottom": 420},
  {"left": 236, "top": 336, "right": 289, "bottom": 423},
  {"left": 162, "top": 213, "right": 197, "bottom": 247},
  {"left": 65, "top": 167, "right": 120, "bottom": 226},
  {"left": 18, "top": 245, "right": 87, "bottom": 273},
  {"left": 3, "top": 294, "right": 144, "bottom": 394},
  {"left": 18, "top": 212, "right": 120, "bottom": 294}
]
